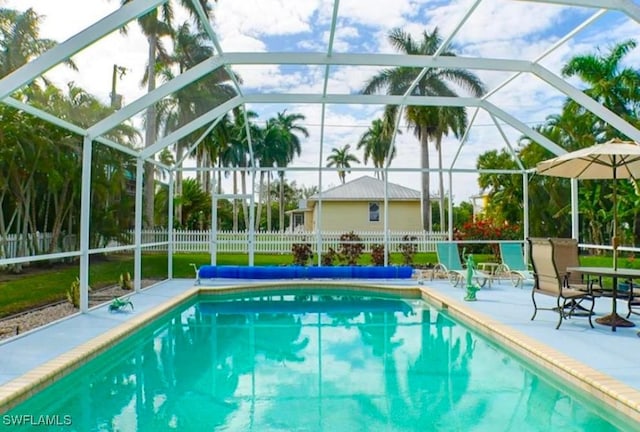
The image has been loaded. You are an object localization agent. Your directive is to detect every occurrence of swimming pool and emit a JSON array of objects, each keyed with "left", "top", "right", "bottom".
[{"left": 2, "top": 288, "right": 637, "bottom": 431}]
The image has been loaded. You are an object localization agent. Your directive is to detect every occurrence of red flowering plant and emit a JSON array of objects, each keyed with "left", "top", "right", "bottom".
[{"left": 454, "top": 218, "right": 521, "bottom": 259}]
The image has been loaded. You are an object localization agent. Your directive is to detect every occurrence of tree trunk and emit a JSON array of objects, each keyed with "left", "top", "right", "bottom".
[
  {"left": 47, "top": 183, "right": 75, "bottom": 254},
  {"left": 279, "top": 171, "right": 285, "bottom": 232},
  {"left": 175, "top": 143, "right": 184, "bottom": 227},
  {"left": 420, "top": 131, "right": 431, "bottom": 231},
  {"left": 255, "top": 171, "right": 264, "bottom": 230},
  {"left": 143, "top": 34, "right": 158, "bottom": 229},
  {"left": 634, "top": 211, "right": 640, "bottom": 246},
  {"left": 241, "top": 170, "right": 249, "bottom": 230},
  {"left": 266, "top": 172, "right": 272, "bottom": 231},
  {"left": 232, "top": 170, "right": 238, "bottom": 232},
  {"left": 436, "top": 135, "right": 445, "bottom": 232}
]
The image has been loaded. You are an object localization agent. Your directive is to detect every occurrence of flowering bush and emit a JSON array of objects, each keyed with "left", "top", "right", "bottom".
[
  {"left": 454, "top": 218, "right": 521, "bottom": 257},
  {"left": 339, "top": 231, "right": 365, "bottom": 265},
  {"left": 370, "top": 244, "right": 387, "bottom": 266},
  {"left": 398, "top": 235, "right": 418, "bottom": 265},
  {"left": 292, "top": 243, "right": 313, "bottom": 266}
]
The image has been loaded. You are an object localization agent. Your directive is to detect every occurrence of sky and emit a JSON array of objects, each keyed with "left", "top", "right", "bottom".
[{"left": 5, "top": 0, "right": 640, "bottom": 204}]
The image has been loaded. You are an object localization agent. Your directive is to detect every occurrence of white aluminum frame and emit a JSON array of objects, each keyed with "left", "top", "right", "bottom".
[{"left": 0, "top": 0, "right": 639, "bottom": 311}]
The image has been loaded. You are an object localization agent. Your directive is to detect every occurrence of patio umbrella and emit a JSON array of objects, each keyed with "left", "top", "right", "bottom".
[{"left": 536, "top": 138, "right": 640, "bottom": 271}]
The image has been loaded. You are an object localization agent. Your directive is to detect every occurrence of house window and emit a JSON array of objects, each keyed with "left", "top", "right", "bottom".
[
  {"left": 369, "top": 202, "right": 380, "bottom": 222},
  {"left": 293, "top": 213, "right": 304, "bottom": 228}
]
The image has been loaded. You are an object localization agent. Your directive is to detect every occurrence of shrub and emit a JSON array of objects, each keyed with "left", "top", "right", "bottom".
[
  {"left": 398, "top": 235, "right": 418, "bottom": 265},
  {"left": 292, "top": 243, "right": 314, "bottom": 266},
  {"left": 119, "top": 272, "right": 133, "bottom": 290},
  {"left": 454, "top": 218, "right": 521, "bottom": 257},
  {"left": 370, "top": 244, "right": 387, "bottom": 266},
  {"left": 67, "top": 277, "right": 91, "bottom": 308},
  {"left": 339, "top": 231, "right": 365, "bottom": 265},
  {"left": 322, "top": 247, "right": 340, "bottom": 266}
]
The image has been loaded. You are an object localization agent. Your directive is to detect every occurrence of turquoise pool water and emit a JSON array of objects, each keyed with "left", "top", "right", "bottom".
[{"left": 2, "top": 290, "right": 638, "bottom": 431}]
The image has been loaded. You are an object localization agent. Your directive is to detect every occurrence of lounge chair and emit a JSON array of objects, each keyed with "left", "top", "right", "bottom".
[
  {"left": 527, "top": 237, "right": 597, "bottom": 329},
  {"left": 433, "top": 242, "right": 489, "bottom": 288},
  {"left": 498, "top": 242, "right": 534, "bottom": 288}
]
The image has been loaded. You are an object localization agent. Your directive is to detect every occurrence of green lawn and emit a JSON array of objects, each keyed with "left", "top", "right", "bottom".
[
  {"left": 2, "top": 250, "right": 621, "bottom": 319},
  {"left": 0, "top": 252, "right": 445, "bottom": 318}
]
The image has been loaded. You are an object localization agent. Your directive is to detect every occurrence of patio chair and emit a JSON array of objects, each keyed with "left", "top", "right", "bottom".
[
  {"left": 433, "top": 242, "right": 489, "bottom": 288},
  {"left": 498, "top": 242, "right": 534, "bottom": 288},
  {"left": 549, "top": 237, "right": 603, "bottom": 295},
  {"left": 527, "top": 237, "right": 597, "bottom": 329},
  {"left": 624, "top": 281, "right": 640, "bottom": 319}
]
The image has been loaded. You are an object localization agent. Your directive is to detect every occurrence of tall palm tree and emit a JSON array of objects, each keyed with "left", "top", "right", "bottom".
[
  {"left": 231, "top": 108, "right": 260, "bottom": 230},
  {"left": 326, "top": 144, "right": 360, "bottom": 184},
  {"left": 270, "top": 110, "right": 308, "bottom": 231},
  {"left": 363, "top": 27, "right": 485, "bottom": 230},
  {"left": 120, "top": 0, "right": 215, "bottom": 229},
  {"left": 0, "top": 8, "right": 77, "bottom": 79},
  {"left": 562, "top": 39, "right": 640, "bottom": 135},
  {"left": 430, "top": 106, "right": 468, "bottom": 230},
  {"left": 120, "top": 0, "right": 174, "bottom": 228},
  {"left": 556, "top": 40, "right": 640, "bottom": 242},
  {"left": 255, "top": 120, "right": 281, "bottom": 230},
  {"left": 154, "top": 21, "right": 236, "bottom": 227},
  {"left": 254, "top": 118, "right": 288, "bottom": 231},
  {"left": 357, "top": 117, "right": 396, "bottom": 180}
]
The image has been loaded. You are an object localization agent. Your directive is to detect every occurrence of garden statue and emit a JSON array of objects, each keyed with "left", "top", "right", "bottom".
[
  {"left": 463, "top": 250, "right": 480, "bottom": 301},
  {"left": 191, "top": 263, "right": 200, "bottom": 285},
  {"left": 109, "top": 297, "right": 134, "bottom": 312}
]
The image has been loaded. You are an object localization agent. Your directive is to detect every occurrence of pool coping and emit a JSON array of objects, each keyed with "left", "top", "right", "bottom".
[{"left": 0, "top": 280, "right": 639, "bottom": 424}]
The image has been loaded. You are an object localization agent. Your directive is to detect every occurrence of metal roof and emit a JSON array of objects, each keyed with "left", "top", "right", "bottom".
[{"left": 309, "top": 176, "right": 420, "bottom": 201}]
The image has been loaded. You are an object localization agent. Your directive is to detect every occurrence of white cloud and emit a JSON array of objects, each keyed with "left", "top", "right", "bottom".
[
  {"left": 333, "top": 0, "right": 417, "bottom": 29},
  {"left": 214, "top": 0, "right": 321, "bottom": 38},
  {"left": 429, "top": 0, "right": 573, "bottom": 47},
  {"left": 4, "top": 0, "right": 640, "bottom": 204}
]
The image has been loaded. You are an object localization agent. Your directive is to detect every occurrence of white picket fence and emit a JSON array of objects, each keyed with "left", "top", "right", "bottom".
[
  {"left": 125, "top": 229, "right": 448, "bottom": 254},
  {"left": 0, "top": 229, "right": 448, "bottom": 259},
  {"left": 0, "top": 232, "right": 77, "bottom": 259}
]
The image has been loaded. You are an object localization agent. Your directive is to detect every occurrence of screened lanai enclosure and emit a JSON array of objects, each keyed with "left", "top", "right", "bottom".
[{"left": 2, "top": 0, "right": 640, "bottom": 311}]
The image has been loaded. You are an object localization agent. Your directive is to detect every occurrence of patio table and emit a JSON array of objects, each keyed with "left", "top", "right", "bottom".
[{"left": 567, "top": 266, "right": 640, "bottom": 331}]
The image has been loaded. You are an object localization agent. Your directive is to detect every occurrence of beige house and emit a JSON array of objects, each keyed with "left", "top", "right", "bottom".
[{"left": 287, "top": 176, "right": 423, "bottom": 232}]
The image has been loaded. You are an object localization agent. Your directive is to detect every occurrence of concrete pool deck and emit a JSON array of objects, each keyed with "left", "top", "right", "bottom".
[{"left": 1, "top": 276, "right": 640, "bottom": 423}]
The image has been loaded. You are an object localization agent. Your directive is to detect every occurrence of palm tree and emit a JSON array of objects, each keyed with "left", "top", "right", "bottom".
[
  {"left": 255, "top": 120, "right": 281, "bottom": 230},
  {"left": 562, "top": 39, "right": 640, "bottom": 136},
  {"left": 363, "top": 27, "right": 485, "bottom": 230},
  {"left": 326, "top": 144, "right": 360, "bottom": 184},
  {"left": 120, "top": 0, "right": 215, "bottom": 229},
  {"left": 0, "top": 8, "right": 77, "bottom": 80},
  {"left": 357, "top": 118, "right": 396, "bottom": 180},
  {"left": 230, "top": 108, "right": 260, "bottom": 230},
  {"left": 476, "top": 149, "right": 522, "bottom": 225},
  {"left": 120, "top": 0, "right": 174, "bottom": 228},
  {"left": 431, "top": 106, "right": 468, "bottom": 230},
  {"left": 154, "top": 21, "right": 236, "bottom": 228},
  {"left": 270, "top": 110, "right": 308, "bottom": 231}
]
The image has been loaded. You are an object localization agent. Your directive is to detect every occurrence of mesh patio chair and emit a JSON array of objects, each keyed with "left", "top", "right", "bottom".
[
  {"left": 433, "top": 242, "right": 490, "bottom": 288},
  {"left": 527, "top": 237, "right": 597, "bottom": 329},
  {"left": 498, "top": 242, "right": 534, "bottom": 288}
]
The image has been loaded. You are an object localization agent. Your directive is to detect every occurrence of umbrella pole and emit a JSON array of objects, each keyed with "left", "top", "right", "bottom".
[{"left": 613, "top": 165, "right": 618, "bottom": 271}]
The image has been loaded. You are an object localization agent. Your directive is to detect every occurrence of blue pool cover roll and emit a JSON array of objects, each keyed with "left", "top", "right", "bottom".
[{"left": 197, "top": 265, "right": 413, "bottom": 280}]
